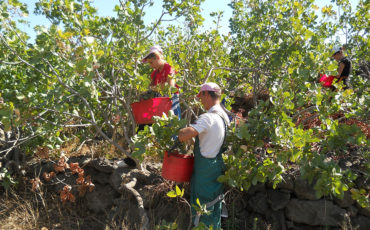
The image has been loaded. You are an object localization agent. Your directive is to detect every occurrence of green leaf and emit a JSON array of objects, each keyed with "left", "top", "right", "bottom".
[
  {"left": 175, "top": 186, "right": 183, "bottom": 197},
  {"left": 196, "top": 198, "right": 201, "bottom": 207},
  {"left": 166, "top": 190, "right": 176, "bottom": 198}
]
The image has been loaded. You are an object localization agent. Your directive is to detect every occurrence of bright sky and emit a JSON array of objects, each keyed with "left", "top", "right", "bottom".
[{"left": 17, "top": 0, "right": 360, "bottom": 43}]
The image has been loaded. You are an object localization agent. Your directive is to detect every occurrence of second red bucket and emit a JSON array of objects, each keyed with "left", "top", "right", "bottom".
[
  {"left": 130, "top": 97, "right": 172, "bottom": 124},
  {"left": 162, "top": 151, "right": 194, "bottom": 182},
  {"left": 319, "top": 74, "right": 335, "bottom": 87}
]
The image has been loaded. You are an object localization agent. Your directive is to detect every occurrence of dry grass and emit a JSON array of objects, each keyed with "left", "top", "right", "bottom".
[
  {"left": 2, "top": 187, "right": 58, "bottom": 230},
  {"left": 0, "top": 192, "right": 40, "bottom": 230},
  {"left": 57, "top": 137, "right": 125, "bottom": 159},
  {"left": 0, "top": 149, "right": 188, "bottom": 230},
  {"left": 0, "top": 133, "right": 170, "bottom": 230},
  {"left": 0, "top": 195, "right": 130, "bottom": 230},
  {"left": 0, "top": 184, "right": 129, "bottom": 230}
]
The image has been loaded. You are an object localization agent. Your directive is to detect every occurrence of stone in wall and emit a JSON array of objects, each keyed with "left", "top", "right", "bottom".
[
  {"left": 273, "top": 174, "right": 295, "bottom": 191},
  {"left": 352, "top": 215, "right": 370, "bottom": 230},
  {"left": 267, "top": 189, "right": 291, "bottom": 211},
  {"left": 110, "top": 165, "right": 131, "bottom": 192},
  {"left": 29, "top": 156, "right": 370, "bottom": 229},
  {"left": 246, "top": 182, "right": 266, "bottom": 195},
  {"left": 265, "top": 210, "right": 287, "bottom": 230},
  {"left": 294, "top": 179, "right": 320, "bottom": 200},
  {"left": 86, "top": 157, "right": 117, "bottom": 173},
  {"left": 356, "top": 204, "right": 370, "bottom": 218},
  {"left": 333, "top": 191, "right": 355, "bottom": 208},
  {"left": 248, "top": 192, "right": 269, "bottom": 214},
  {"left": 346, "top": 205, "right": 358, "bottom": 217},
  {"left": 85, "top": 183, "right": 120, "bottom": 213},
  {"left": 285, "top": 199, "right": 347, "bottom": 227}
]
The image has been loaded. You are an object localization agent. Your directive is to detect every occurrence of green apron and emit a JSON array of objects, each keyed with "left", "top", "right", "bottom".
[{"left": 190, "top": 114, "right": 226, "bottom": 228}]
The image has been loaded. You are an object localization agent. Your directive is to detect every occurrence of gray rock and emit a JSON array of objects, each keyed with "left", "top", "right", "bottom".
[
  {"left": 285, "top": 199, "right": 347, "bottom": 226},
  {"left": 294, "top": 179, "right": 320, "bottom": 200},
  {"left": 288, "top": 224, "right": 343, "bottom": 230},
  {"left": 333, "top": 191, "right": 355, "bottom": 208},
  {"left": 116, "top": 160, "right": 128, "bottom": 168},
  {"left": 125, "top": 169, "right": 152, "bottom": 186},
  {"left": 268, "top": 189, "right": 291, "bottom": 211},
  {"left": 352, "top": 215, "right": 370, "bottom": 230},
  {"left": 246, "top": 183, "right": 266, "bottom": 195},
  {"left": 286, "top": 220, "right": 295, "bottom": 229},
  {"left": 355, "top": 176, "right": 370, "bottom": 191},
  {"left": 248, "top": 192, "right": 269, "bottom": 214},
  {"left": 347, "top": 205, "right": 358, "bottom": 217},
  {"left": 110, "top": 166, "right": 130, "bottom": 192},
  {"left": 144, "top": 161, "right": 162, "bottom": 172},
  {"left": 87, "top": 158, "right": 116, "bottom": 173},
  {"left": 68, "top": 156, "right": 91, "bottom": 166},
  {"left": 266, "top": 210, "right": 286, "bottom": 230},
  {"left": 86, "top": 183, "right": 119, "bottom": 213},
  {"left": 275, "top": 174, "right": 295, "bottom": 191},
  {"left": 289, "top": 223, "right": 321, "bottom": 230},
  {"left": 91, "top": 171, "right": 111, "bottom": 185},
  {"left": 356, "top": 204, "right": 370, "bottom": 218}
]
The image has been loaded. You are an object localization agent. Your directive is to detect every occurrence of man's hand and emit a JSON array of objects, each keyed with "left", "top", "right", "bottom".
[{"left": 178, "top": 127, "right": 198, "bottom": 142}]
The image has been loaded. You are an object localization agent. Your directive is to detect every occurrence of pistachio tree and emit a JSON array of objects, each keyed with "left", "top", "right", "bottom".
[
  {"left": 0, "top": 0, "right": 368, "bottom": 210},
  {"left": 0, "top": 0, "right": 207, "bottom": 169},
  {"left": 219, "top": 0, "right": 369, "bottom": 208}
]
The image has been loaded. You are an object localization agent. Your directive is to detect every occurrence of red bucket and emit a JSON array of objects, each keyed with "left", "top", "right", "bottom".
[
  {"left": 319, "top": 74, "right": 335, "bottom": 87},
  {"left": 130, "top": 97, "right": 172, "bottom": 124},
  {"left": 162, "top": 151, "right": 194, "bottom": 182}
]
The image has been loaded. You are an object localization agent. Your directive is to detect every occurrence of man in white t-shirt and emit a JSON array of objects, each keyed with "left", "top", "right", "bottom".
[{"left": 178, "top": 82, "right": 229, "bottom": 228}]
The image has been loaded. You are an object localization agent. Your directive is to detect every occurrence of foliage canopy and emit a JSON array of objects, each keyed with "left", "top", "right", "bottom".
[{"left": 0, "top": 0, "right": 369, "bottom": 209}]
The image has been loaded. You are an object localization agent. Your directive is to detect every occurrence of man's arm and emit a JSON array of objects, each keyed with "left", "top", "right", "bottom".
[
  {"left": 336, "top": 62, "right": 345, "bottom": 79},
  {"left": 178, "top": 127, "right": 198, "bottom": 142},
  {"left": 167, "top": 75, "right": 176, "bottom": 87}
]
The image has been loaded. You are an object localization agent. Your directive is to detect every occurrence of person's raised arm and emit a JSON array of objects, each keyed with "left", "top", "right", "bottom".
[
  {"left": 336, "top": 62, "right": 345, "bottom": 79},
  {"left": 167, "top": 75, "right": 176, "bottom": 87},
  {"left": 178, "top": 127, "right": 198, "bottom": 142}
]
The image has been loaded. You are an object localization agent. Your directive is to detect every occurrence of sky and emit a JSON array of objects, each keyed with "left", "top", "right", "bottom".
[{"left": 16, "top": 0, "right": 360, "bottom": 43}]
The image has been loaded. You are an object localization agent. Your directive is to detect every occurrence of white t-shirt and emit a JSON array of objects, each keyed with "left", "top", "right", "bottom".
[{"left": 190, "top": 104, "right": 230, "bottom": 158}]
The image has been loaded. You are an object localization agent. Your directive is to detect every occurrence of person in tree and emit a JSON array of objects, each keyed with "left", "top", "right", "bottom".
[
  {"left": 331, "top": 46, "right": 352, "bottom": 90},
  {"left": 142, "top": 45, "right": 181, "bottom": 118},
  {"left": 178, "top": 82, "right": 230, "bottom": 228}
]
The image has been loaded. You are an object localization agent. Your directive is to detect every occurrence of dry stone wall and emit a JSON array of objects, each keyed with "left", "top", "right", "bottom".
[
  {"left": 33, "top": 156, "right": 369, "bottom": 230},
  {"left": 230, "top": 177, "right": 370, "bottom": 230}
]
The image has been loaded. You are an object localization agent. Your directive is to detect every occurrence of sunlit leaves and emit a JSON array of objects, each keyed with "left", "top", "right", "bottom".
[
  {"left": 132, "top": 112, "right": 187, "bottom": 159},
  {"left": 166, "top": 185, "right": 185, "bottom": 198},
  {"left": 0, "top": 168, "right": 18, "bottom": 190},
  {"left": 321, "top": 5, "right": 336, "bottom": 17},
  {"left": 351, "top": 188, "right": 370, "bottom": 209},
  {"left": 0, "top": 0, "right": 368, "bottom": 210}
]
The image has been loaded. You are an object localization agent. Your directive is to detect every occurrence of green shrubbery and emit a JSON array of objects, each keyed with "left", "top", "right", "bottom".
[{"left": 0, "top": 0, "right": 368, "bottom": 210}]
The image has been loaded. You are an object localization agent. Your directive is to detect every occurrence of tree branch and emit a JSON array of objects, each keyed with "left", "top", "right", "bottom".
[{"left": 139, "top": 11, "right": 167, "bottom": 44}]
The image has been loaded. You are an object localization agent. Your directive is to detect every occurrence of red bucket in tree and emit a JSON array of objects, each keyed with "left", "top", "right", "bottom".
[
  {"left": 130, "top": 97, "right": 172, "bottom": 124},
  {"left": 162, "top": 151, "right": 194, "bottom": 182},
  {"left": 319, "top": 74, "right": 335, "bottom": 87}
]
